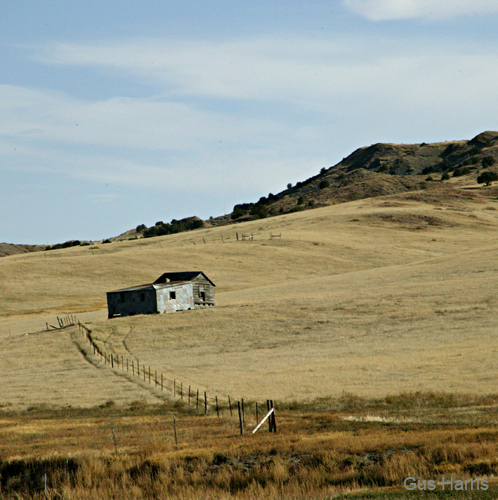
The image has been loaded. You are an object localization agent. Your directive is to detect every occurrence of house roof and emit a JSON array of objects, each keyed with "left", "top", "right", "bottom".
[
  {"left": 107, "top": 272, "right": 215, "bottom": 294},
  {"left": 154, "top": 271, "right": 216, "bottom": 287},
  {"left": 108, "top": 281, "right": 193, "bottom": 294}
]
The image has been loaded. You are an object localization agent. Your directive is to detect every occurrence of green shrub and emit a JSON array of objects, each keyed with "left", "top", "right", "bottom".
[
  {"left": 453, "top": 167, "right": 471, "bottom": 177},
  {"left": 319, "top": 180, "right": 330, "bottom": 189},
  {"left": 441, "top": 172, "right": 450, "bottom": 181},
  {"left": 289, "top": 206, "right": 304, "bottom": 213},
  {"left": 482, "top": 155, "right": 496, "bottom": 168},
  {"left": 297, "top": 196, "right": 304, "bottom": 205},
  {"left": 250, "top": 204, "right": 268, "bottom": 219},
  {"left": 477, "top": 171, "right": 498, "bottom": 186}
]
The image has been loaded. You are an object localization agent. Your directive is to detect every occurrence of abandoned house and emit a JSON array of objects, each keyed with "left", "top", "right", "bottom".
[{"left": 106, "top": 271, "right": 215, "bottom": 319}]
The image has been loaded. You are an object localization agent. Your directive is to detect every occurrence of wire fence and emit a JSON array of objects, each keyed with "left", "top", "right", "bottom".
[{"left": 76, "top": 321, "right": 276, "bottom": 431}]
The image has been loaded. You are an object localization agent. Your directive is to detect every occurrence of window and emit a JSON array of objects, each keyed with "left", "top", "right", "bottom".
[
  {"left": 200, "top": 291, "right": 206, "bottom": 301},
  {"left": 170, "top": 291, "right": 176, "bottom": 300}
]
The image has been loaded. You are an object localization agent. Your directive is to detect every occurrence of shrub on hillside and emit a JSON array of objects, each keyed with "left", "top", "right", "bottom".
[
  {"left": 143, "top": 216, "right": 203, "bottom": 238},
  {"left": 441, "top": 172, "right": 450, "bottom": 181},
  {"left": 297, "top": 196, "right": 304, "bottom": 205},
  {"left": 250, "top": 204, "right": 268, "bottom": 219},
  {"left": 319, "top": 180, "right": 330, "bottom": 189},
  {"left": 453, "top": 167, "right": 471, "bottom": 177},
  {"left": 482, "top": 155, "right": 496, "bottom": 168},
  {"left": 289, "top": 206, "right": 304, "bottom": 213},
  {"left": 477, "top": 171, "right": 498, "bottom": 186}
]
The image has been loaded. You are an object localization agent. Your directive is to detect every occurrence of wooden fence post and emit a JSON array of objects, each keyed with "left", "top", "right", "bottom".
[
  {"left": 196, "top": 389, "right": 199, "bottom": 412},
  {"left": 270, "top": 400, "right": 277, "bottom": 432},
  {"left": 267, "top": 400, "right": 271, "bottom": 432},
  {"left": 216, "top": 396, "right": 219, "bottom": 417},
  {"left": 188, "top": 386, "right": 191, "bottom": 405},
  {"left": 204, "top": 391, "right": 207, "bottom": 415},
  {"left": 173, "top": 417, "right": 178, "bottom": 445},
  {"left": 238, "top": 401, "right": 244, "bottom": 435},
  {"left": 161, "top": 373, "right": 163, "bottom": 391},
  {"left": 228, "top": 395, "right": 232, "bottom": 417}
]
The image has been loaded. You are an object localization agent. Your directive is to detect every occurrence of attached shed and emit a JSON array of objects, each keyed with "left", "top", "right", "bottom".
[{"left": 106, "top": 271, "right": 215, "bottom": 319}]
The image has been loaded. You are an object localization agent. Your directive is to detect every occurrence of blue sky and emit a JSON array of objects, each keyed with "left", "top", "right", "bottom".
[{"left": 2, "top": 0, "right": 498, "bottom": 244}]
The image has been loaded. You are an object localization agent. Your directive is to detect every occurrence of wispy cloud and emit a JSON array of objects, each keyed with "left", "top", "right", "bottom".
[
  {"left": 342, "top": 0, "right": 498, "bottom": 21},
  {"left": 4, "top": 33, "right": 498, "bottom": 196}
]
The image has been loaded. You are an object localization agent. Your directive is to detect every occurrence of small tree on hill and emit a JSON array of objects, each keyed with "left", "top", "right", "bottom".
[
  {"left": 482, "top": 155, "right": 496, "bottom": 168},
  {"left": 319, "top": 180, "right": 330, "bottom": 189},
  {"left": 477, "top": 171, "right": 498, "bottom": 186}
]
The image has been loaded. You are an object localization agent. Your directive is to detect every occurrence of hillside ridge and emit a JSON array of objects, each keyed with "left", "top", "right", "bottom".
[{"left": 3, "top": 131, "right": 498, "bottom": 254}]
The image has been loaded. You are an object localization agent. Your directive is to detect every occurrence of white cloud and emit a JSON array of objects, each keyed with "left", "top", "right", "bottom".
[
  {"left": 342, "top": 0, "right": 498, "bottom": 21},
  {"left": 4, "top": 33, "right": 498, "bottom": 197}
]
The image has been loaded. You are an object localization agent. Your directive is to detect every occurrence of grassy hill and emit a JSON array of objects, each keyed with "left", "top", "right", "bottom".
[
  {"left": 2, "top": 179, "right": 498, "bottom": 499},
  {"left": 1, "top": 182, "right": 497, "bottom": 409}
]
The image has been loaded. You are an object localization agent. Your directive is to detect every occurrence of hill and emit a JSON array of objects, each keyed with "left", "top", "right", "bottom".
[
  {"left": 0, "top": 242, "right": 47, "bottom": 257},
  {"left": 1, "top": 181, "right": 498, "bottom": 408}
]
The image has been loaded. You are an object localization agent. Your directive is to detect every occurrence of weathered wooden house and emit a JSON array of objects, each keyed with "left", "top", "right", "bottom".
[{"left": 106, "top": 271, "right": 215, "bottom": 319}]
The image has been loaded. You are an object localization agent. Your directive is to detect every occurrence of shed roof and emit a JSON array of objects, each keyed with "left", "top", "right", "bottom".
[
  {"left": 107, "top": 281, "right": 190, "bottom": 294},
  {"left": 154, "top": 271, "right": 216, "bottom": 287}
]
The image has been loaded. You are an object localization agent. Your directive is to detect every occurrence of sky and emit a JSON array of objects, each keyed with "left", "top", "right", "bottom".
[{"left": 2, "top": 1, "right": 498, "bottom": 244}]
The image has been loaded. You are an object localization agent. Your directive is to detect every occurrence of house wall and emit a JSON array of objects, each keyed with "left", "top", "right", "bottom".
[
  {"left": 191, "top": 274, "right": 215, "bottom": 307},
  {"left": 156, "top": 282, "right": 194, "bottom": 313},
  {"left": 107, "top": 287, "right": 157, "bottom": 318}
]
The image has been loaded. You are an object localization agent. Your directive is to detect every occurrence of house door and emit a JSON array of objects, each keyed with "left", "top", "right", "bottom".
[{"left": 200, "top": 291, "right": 206, "bottom": 302}]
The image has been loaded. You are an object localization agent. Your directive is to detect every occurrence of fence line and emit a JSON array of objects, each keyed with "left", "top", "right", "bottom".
[{"left": 76, "top": 321, "right": 257, "bottom": 420}]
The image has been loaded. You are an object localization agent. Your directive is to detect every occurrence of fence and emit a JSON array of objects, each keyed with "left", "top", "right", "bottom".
[
  {"left": 46, "top": 314, "right": 77, "bottom": 331},
  {"left": 76, "top": 321, "right": 276, "bottom": 435}
]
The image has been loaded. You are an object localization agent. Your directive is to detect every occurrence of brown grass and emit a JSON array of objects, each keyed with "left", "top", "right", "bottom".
[
  {"left": 1, "top": 187, "right": 498, "bottom": 409},
  {"left": 2, "top": 398, "right": 498, "bottom": 499}
]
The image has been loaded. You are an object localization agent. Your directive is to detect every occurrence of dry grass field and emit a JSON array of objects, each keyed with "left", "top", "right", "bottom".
[
  {"left": 1, "top": 183, "right": 498, "bottom": 409},
  {"left": 2, "top": 182, "right": 498, "bottom": 498}
]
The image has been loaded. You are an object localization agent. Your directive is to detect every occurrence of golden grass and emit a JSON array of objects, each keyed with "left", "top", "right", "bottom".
[
  {"left": 2, "top": 399, "right": 498, "bottom": 499},
  {"left": 1, "top": 185, "right": 498, "bottom": 409}
]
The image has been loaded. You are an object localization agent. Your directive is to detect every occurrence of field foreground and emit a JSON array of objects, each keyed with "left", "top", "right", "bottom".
[{"left": 2, "top": 394, "right": 498, "bottom": 499}]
